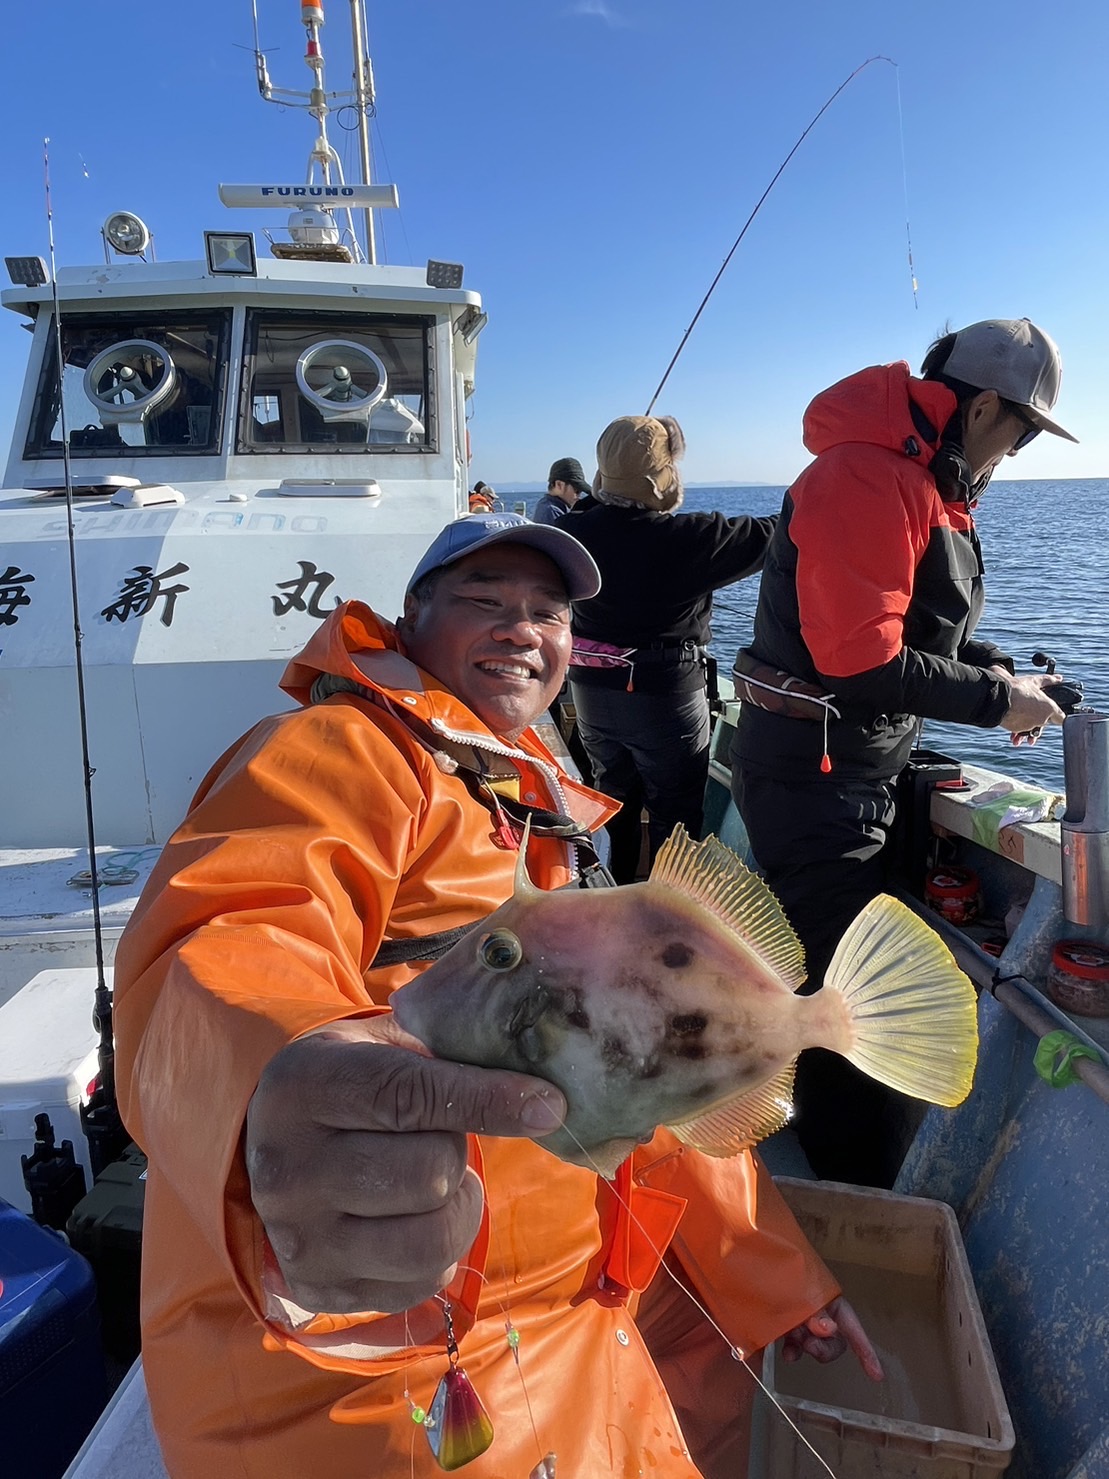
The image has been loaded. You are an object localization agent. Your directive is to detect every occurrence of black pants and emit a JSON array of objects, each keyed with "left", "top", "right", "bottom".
[
  {"left": 731, "top": 765, "right": 924, "bottom": 1187},
  {"left": 571, "top": 682, "right": 710, "bottom": 884}
]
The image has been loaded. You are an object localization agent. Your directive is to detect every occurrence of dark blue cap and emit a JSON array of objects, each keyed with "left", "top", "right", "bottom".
[{"left": 406, "top": 512, "right": 601, "bottom": 599}]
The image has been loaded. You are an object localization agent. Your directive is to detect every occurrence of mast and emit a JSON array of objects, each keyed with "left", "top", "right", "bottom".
[{"left": 348, "top": 0, "right": 377, "bottom": 264}]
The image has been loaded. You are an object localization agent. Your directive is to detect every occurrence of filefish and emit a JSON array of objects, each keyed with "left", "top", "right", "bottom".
[{"left": 391, "top": 827, "right": 978, "bottom": 1178}]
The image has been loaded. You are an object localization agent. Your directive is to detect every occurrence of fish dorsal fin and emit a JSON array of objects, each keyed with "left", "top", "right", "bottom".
[
  {"left": 649, "top": 826, "right": 807, "bottom": 991},
  {"left": 667, "top": 1064, "right": 797, "bottom": 1156}
]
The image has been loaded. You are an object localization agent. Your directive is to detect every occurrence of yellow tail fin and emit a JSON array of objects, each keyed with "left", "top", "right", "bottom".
[{"left": 823, "top": 895, "right": 978, "bottom": 1107}]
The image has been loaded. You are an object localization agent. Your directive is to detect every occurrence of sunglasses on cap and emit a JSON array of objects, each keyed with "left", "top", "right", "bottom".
[{"left": 1001, "top": 399, "right": 1041, "bottom": 452}]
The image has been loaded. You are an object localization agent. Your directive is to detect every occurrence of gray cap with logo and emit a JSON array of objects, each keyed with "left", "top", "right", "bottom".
[{"left": 942, "top": 318, "right": 1077, "bottom": 442}]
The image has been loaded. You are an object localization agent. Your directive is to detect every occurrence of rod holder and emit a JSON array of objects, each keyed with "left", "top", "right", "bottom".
[{"left": 1061, "top": 709, "right": 1109, "bottom": 930}]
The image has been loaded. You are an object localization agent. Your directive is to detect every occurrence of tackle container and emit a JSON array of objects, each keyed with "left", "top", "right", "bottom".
[
  {"left": 0, "top": 1195, "right": 107, "bottom": 1478},
  {"left": 67, "top": 1142, "right": 146, "bottom": 1365},
  {"left": 0, "top": 968, "right": 102, "bottom": 1213},
  {"left": 750, "top": 1179, "right": 1014, "bottom": 1479},
  {"left": 893, "top": 748, "right": 965, "bottom": 888}
]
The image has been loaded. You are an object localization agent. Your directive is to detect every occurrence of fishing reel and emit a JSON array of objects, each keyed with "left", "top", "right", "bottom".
[{"left": 1032, "top": 651, "right": 1084, "bottom": 714}]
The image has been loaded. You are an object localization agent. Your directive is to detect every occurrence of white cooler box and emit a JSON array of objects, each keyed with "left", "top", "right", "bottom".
[{"left": 0, "top": 968, "right": 105, "bottom": 1212}]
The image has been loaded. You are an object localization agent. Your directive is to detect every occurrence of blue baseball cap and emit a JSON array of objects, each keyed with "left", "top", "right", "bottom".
[{"left": 406, "top": 512, "right": 601, "bottom": 600}]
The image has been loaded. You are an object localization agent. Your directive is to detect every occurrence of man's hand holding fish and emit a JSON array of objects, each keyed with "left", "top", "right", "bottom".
[{"left": 245, "top": 1018, "right": 567, "bottom": 1315}]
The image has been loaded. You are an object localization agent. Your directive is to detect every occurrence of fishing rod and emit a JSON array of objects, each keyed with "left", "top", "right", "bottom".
[
  {"left": 646, "top": 55, "right": 911, "bottom": 416},
  {"left": 42, "top": 138, "right": 127, "bottom": 1180}
]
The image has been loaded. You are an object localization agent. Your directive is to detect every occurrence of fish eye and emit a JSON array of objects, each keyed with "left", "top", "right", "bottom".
[{"left": 479, "top": 929, "right": 523, "bottom": 972}]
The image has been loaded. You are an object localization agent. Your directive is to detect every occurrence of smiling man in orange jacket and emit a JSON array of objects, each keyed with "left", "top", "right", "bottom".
[{"left": 115, "top": 512, "right": 876, "bottom": 1478}]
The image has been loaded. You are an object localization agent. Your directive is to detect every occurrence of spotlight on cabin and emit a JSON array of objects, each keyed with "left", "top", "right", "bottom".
[
  {"left": 461, "top": 311, "right": 488, "bottom": 347},
  {"left": 205, "top": 231, "right": 258, "bottom": 276},
  {"left": 5, "top": 256, "right": 48, "bottom": 287},
  {"left": 103, "top": 211, "right": 152, "bottom": 258},
  {"left": 426, "top": 259, "right": 464, "bottom": 290}
]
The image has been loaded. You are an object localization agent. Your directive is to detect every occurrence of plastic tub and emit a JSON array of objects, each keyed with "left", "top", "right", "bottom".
[
  {"left": 749, "top": 1179, "right": 1014, "bottom": 1479},
  {"left": 0, "top": 1196, "right": 107, "bottom": 1477},
  {"left": 925, "top": 866, "right": 982, "bottom": 926},
  {"left": 1045, "top": 940, "right": 1109, "bottom": 1018}
]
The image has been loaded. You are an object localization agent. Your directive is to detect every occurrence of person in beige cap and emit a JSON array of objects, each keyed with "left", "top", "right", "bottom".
[
  {"left": 730, "top": 317, "right": 1076, "bottom": 1188},
  {"left": 567, "top": 414, "right": 775, "bottom": 882}
]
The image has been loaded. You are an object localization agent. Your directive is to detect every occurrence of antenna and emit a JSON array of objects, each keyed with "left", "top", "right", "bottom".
[{"left": 241, "top": 0, "right": 392, "bottom": 264}]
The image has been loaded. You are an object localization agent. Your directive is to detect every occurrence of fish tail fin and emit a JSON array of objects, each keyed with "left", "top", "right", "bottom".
[{"left": 822, "top": 895, "right": 978, "bottom": 1107}]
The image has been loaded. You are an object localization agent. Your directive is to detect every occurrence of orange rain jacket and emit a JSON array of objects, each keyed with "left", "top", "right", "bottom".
[{"left": 114, "top": 601, "right": 839, "bottom": 1479}]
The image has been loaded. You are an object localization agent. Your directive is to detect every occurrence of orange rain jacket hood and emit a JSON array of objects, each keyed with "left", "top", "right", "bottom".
[{"left": 115, "top": 601, "right": 838, "bottom": 1478}]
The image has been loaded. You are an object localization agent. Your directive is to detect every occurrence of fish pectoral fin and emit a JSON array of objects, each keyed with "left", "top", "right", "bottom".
[
  {"left": 666, "top": 1064, "right": 796, "bottom": 1157},
  {"left": 824, "top": 895, "right": 979, "bottom": 1107},
  {"left": 648, "top": 827, "right": 807, "bottom": 991}
]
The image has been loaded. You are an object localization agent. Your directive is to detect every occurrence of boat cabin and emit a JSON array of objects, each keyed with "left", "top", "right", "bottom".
[{"left": 0, "top": 249, "right": 484, "bottom": 849}]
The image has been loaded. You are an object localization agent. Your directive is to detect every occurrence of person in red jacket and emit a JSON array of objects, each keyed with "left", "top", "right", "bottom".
[
  {"left": 731, "top": 318, "right": 1076, "bottom": 1186},
  {"left": 115, "top": 511, "right": 877, "bottom": 1479}
]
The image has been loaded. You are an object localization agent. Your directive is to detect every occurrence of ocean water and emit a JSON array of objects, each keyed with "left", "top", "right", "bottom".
[{"left": 524, "top": 480, "right": 1109, "bottom": 793}]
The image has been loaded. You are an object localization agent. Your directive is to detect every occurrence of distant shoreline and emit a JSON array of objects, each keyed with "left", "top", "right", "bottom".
[
  {"left": 493, "top": 481, "right": 777, "bottom": 494},
  {"left": 490, "top": 476, "right": 1105, "bottom": 495}
]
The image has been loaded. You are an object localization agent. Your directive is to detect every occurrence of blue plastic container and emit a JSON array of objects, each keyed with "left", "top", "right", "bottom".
[{"left": 0, "top": 1196, "right": 107, "bottom": 1479}]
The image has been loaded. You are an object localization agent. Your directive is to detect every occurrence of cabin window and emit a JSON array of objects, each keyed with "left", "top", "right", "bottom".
[
  {"left": 238, "top": 309, "right": 435, "bottom": 454},
  {"left": 24, "top": 310, "right": 231, "bottom": 458}
]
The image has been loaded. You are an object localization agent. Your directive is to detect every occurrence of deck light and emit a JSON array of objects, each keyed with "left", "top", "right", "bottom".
[
  {"left": 426, "top": 259, "right": 464, "bottom": 290},
  {"left": 205, "top": 231, "right": 258, "bottom": 276},
  {"left": 103, "top": 212, "right": 152, "bottom": 257},
  {"left": 461, "top": 311, "right": 488, "bottom": 347},
  {"left": 5, "top": 256, "right": 48, "bottom": 287}
]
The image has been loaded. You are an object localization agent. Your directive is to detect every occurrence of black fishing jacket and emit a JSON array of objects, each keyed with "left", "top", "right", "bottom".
[{"left": 568, "top": 502, "right": 775, "bottom": 694}]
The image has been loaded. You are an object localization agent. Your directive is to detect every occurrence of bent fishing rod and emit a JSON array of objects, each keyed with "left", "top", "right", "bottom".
[{"left": 646, "top": 55, "right": 914, "bottom": 416}]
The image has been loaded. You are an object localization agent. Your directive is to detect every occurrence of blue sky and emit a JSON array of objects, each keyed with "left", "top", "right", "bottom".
[{"left": 1, "top": 0, "right": 1104, "bottom": 485}]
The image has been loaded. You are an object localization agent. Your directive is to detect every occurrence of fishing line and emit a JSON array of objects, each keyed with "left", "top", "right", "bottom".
[
  {"left": 442, "top": 1120, "right": 840, "bottom": 1475},
  {"left": 402, "top": 1309, "right": 423, "bottom": 1479},
  {"left": 645, "top": 55, "right": 911, "bottom": 416},
  {"left": 893, "top": 66, "right": 919, "bottom": 309},
  {"left": 428, "top": 1162, "right": 837, "bottom": 1474},
  {"left": 545, "top": 1120, "right": 839, "bottom": 1477},
  {"left": 450, "top": 1258, "right": 549, "bottom": 1470},
  {"left": 712, "top": 596, "right": 759, "bottom": 623}
]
